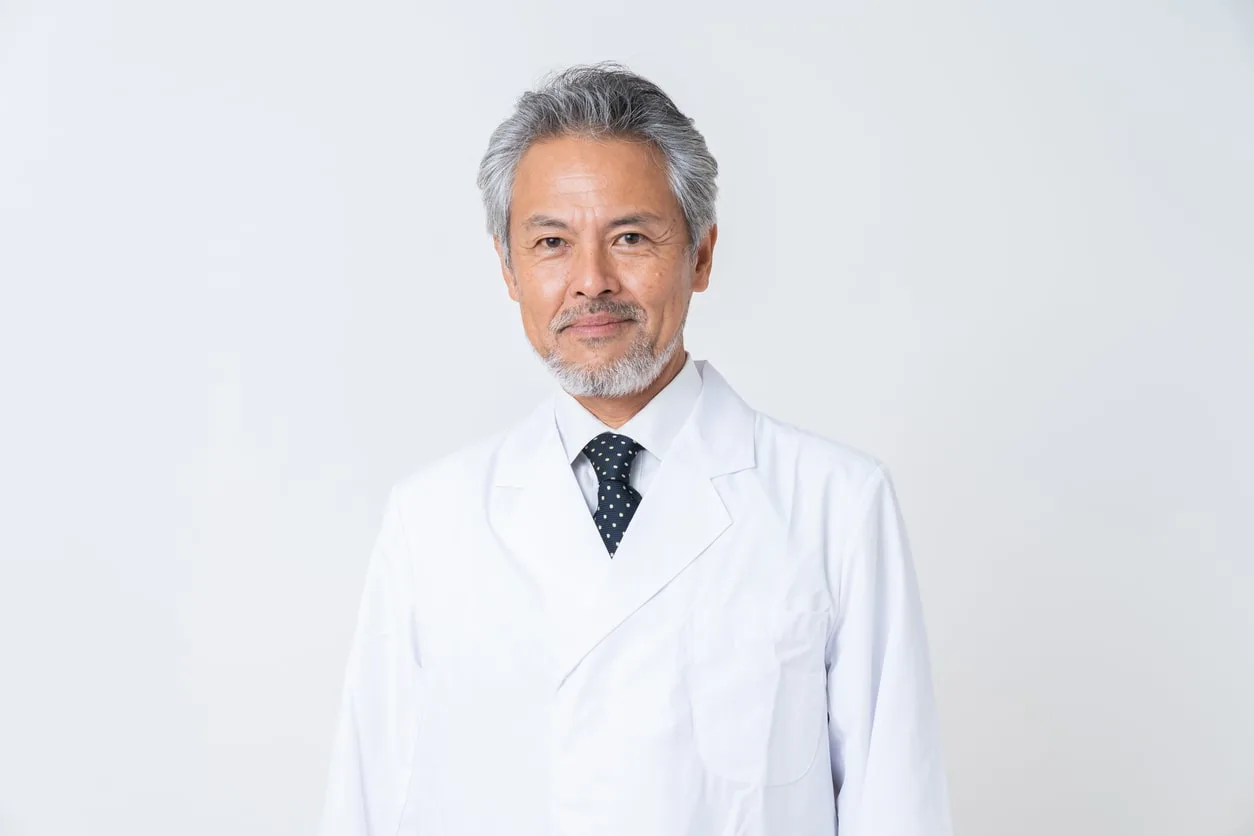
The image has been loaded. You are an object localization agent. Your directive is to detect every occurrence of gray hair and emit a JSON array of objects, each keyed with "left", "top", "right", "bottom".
[{"left": 477, "top": 62, "right": 718, "bottom": 268}]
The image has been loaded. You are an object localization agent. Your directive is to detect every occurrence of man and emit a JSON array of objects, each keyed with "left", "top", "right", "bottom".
[{"left": 320, "top": 62, "right": 952, "bottom": 836}]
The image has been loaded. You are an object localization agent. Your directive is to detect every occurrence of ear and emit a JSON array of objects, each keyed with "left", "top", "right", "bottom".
[
  {"left": 691, "top": 223, "right": 717, "bottom": 293},
  {"left": 493, "top": 236, "right": 520, "bottom": 302}
]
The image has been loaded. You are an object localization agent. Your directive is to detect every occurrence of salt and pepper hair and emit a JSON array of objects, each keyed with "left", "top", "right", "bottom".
[{"left": 476, "top": 62, "right": 719, "bottom": 269}]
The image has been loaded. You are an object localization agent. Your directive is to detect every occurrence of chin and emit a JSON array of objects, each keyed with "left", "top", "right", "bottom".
[
  {"left": 556, "top": 337, "right": 630, "bottom": 365},
  {"left": 541, "top": 335, "right": 677, "bottom": 400},
  {"left": 572, "top": 346, "right": 629, "bottom": 368}
]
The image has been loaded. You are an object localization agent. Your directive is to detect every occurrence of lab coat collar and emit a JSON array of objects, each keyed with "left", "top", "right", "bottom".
[
  {"left": 493, "top": 360, "right": 756, "bottom": 685},
  {"left": 496, "top": 359, "right": 754, "bottom": 488},
  {"left": 552, "top": 353, "right": 703, "bottom": 465}
]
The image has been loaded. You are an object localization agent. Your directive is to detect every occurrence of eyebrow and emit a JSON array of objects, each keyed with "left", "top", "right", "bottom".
[{"left": 520, "top": 212, "right": 666, "bottom": 230}]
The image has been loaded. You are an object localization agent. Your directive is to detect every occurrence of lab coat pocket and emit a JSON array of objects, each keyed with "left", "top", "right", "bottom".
[{"left": 686, "top": 603, "right": 828, "bottom": 786}]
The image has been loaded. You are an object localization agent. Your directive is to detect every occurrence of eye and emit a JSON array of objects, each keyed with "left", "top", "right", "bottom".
[
  {"left": 538, "top": 237, "right": 565, "bottom": 250},
  {"left": 618, "top": 232, "right": 644, "bottom": 245}
]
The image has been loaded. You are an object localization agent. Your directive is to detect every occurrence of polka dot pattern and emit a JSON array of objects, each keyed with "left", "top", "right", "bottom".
[{"left": 581, "top": 431, "right": 645, "bottom": 557}]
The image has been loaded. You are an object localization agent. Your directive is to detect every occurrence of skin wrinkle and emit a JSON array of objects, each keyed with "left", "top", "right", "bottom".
[{"left": 494, "top": 134, "right": 717, "bottom": 427}]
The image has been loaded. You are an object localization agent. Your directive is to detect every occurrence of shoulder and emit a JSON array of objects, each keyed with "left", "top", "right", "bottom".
[
  {"left": 742, "top": 406, "right": 904, "bottom": 561},
  {"left": 395, "top": 432, "right": 502, "bottom": 494},
  {"left": 388, "top": 393, "right": 551, "bottom": 503},
  {"left": 383, "top": 415, "right": 524, "bottom": 527},
  {"left": 752, "top": 409, "right": 887, "bottom": 496}
]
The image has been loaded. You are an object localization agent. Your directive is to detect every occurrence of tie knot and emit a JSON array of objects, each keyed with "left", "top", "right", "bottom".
[{"left": 581, "top": 432, "right": 644, "bottom": 484}]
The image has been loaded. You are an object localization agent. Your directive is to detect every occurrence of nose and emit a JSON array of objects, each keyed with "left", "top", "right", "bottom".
[{"left": 569, "top": 242, "right": 620, "bottom": 298}]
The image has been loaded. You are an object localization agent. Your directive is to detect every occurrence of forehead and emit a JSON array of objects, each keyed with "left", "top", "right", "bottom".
[{"left": 510, "top": 135, "right": 680, "bottom": 219}]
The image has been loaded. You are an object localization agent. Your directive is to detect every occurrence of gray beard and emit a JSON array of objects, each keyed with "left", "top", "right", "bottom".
[{"left": 541, "top": 322, "right": 685, "bottom": 399}]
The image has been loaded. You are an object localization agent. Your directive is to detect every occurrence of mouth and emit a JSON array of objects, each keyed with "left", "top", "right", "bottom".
[{"left": 562, "top": 315, "right": 633, "bottom": 338}]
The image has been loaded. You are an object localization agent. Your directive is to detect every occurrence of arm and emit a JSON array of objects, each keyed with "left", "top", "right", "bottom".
[
  {"left": 826, "top": 466, "right": 953, "bottom": 835},
  {"left": 320, "top": 486, "right": 423, "bottom": 836}
]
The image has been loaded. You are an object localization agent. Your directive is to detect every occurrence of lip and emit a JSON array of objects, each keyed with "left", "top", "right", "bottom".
[{"left": 564, "top": 315, "right": 632, "bottom": 337}]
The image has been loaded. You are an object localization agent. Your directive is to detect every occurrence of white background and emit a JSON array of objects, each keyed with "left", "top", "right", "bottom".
[{"left": 2, "top": 1, "right": 1252, "bottom": 834}]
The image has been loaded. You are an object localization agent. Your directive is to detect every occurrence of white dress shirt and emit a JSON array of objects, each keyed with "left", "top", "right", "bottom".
[{"left": 553, "top": 353, "right": 703, "bottom": 515}]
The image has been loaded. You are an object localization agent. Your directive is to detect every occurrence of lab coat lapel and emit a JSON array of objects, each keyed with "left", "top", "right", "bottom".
[
  {"left": 552, "top": 361, "right": 757, "bottom": 685},
  {"left": 492, "top": 399, "right": 611, "bottom": 675}
]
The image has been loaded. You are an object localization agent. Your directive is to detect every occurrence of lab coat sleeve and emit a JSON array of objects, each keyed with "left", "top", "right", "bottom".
[
  {"left": 320, "top": 485, "right": 423, "bottom": 836},
  {"left": 826, "top": 465, "right": 953, "bottom": 836}
]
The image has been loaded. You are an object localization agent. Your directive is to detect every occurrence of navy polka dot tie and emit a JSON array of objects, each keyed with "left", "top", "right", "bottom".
[{"left": 581, "top": 432, "right": 645, "bottom": 557}]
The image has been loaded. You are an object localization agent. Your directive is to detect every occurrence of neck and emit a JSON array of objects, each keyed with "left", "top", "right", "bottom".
[{"left": 575, "top": 348, "right": 689, "bottom": 429}]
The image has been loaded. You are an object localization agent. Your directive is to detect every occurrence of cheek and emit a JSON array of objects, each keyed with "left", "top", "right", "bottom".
[
  {"left": 515, "top": 271, "right": 567, "bottom": 328},
  {"left": 634, "top": 266, "right": 690, "bottom": 322}
]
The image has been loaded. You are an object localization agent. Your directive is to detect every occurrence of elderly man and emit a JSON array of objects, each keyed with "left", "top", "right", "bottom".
[{"left": 320, "top": 63, "right": 952, "bottom": 836}]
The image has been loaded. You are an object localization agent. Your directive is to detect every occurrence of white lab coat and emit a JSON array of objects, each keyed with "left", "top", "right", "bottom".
[{"left": 320, "top": 360, "right": 952, "bottom": 836}]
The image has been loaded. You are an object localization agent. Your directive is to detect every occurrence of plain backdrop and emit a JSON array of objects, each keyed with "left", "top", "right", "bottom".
[{"left": 2, "top": 1, "right": 1252, "bottom": 834}]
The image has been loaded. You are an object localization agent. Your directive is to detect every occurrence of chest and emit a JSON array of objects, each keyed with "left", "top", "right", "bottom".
[{"left": 410, "top": 472, "right": 833, "bottom": 690}]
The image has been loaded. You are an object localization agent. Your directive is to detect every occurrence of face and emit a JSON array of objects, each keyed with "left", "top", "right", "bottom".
[{"left": 494, "top": 135, "right": 716, "bottom": 398}]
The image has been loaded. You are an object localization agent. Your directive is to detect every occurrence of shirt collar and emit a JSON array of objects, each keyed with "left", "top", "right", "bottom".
[{"left": 553, "top": 353, "right": 703, "bottom": 465}]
